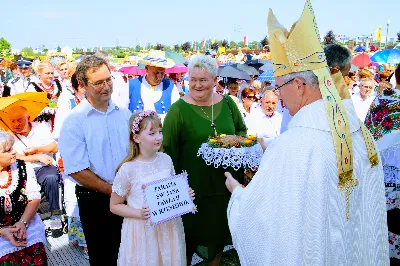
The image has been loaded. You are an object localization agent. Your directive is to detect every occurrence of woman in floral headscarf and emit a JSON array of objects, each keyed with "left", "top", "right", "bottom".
[{"left": 365, "top": 64, "right": 400, "bottom": 264}]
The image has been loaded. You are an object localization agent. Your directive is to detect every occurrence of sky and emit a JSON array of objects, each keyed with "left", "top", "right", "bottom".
[{"left": 2, "top": 0, "right": 400, "bottom": 49}]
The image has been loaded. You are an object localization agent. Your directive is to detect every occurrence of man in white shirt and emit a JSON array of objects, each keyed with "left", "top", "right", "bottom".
[
  {"left": 8, "top": 106, "right": 61, "bottom": 230},
  {"left": 247, "top": 90, "right": 282, "bottom": 146},
  {"left": 351, "top": 78, "right": 376, "bottom": 122},
  {"left": 128, "top": 51, "right": 180, "bottom": 121},
  {"left": 59, "top": 56, "right": 131, "bottom": 266}
]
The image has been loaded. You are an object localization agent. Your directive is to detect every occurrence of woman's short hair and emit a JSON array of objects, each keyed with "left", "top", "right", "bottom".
[
  {"left": 188, "top": 55, "right": 218, "bottom": 78},
  {"left": 358, "top": 69, "right": 373, "bottom": 79},
  {"left": 10, "top": 62, "right": 18, "bottom": 71},
  {"left": 395, "top": 64, "right": 400, "bottom": 85},
  {"left": 0, "top": 131, "right": 15, "bottom": 153},
  {"left": 379, "top": 71, "right": 391, "bottom": 81},
  {"left": 241, "top": 87, "right": 255, "bottom": 99}
]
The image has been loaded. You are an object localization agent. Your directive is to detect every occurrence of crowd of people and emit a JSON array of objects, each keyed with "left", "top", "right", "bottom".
[{"left": 0, "top": 1, "right": 399, "bottom": 265}]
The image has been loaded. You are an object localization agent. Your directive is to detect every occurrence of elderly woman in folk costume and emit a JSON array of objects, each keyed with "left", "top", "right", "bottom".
[
  {"left": 365, "top": 64, "right": 400, "bottom": 264},
  {"left": 0, "top": 131, "right": 47, "bottom": 265},
  {"left": 225, "top": 1, "right": 389, "bottom": 265},
  {"left": 28, "top": 61, "right": 63, "bottom": 130},
  {"left": 128, "top": 51, "right": 180, "bottom": 121}
]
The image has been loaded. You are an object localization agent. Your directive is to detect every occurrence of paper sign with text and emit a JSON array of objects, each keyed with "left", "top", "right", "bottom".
[{"left": 142, "top": 171, "right": 197, "bottom": 228}]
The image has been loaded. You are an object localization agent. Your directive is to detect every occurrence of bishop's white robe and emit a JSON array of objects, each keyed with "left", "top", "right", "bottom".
[{"left": 228, "top": 99, "right": 389, "bottom": 266}]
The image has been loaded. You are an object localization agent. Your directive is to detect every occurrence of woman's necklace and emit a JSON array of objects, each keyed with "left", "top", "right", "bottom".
[{"left": 191, "top": 93, "right": 217, "bottom": 137}]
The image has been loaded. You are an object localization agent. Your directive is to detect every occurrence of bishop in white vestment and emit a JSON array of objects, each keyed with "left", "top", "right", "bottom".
[{"left": 226, "top": 2, "right": 389, "bottom": 265}]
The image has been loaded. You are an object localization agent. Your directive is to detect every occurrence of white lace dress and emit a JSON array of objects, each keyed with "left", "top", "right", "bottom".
[{"left": 112, "top": 152, "right": 186, "bottom": 266}]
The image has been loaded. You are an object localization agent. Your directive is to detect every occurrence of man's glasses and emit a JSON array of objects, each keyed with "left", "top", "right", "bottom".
[
  {"left": 273, "top": 78, "right": 306, "bottom": 96},
  {"left": 88, "top": 77, "right": 113, "bottom": 89}
]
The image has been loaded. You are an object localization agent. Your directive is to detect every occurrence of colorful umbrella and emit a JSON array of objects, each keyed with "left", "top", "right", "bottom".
[
  {"left": 257, "top": 70, "right": 275, "bottom": 82},
  {"left": 259, "top": 61, "right": 273, "bottom": 72},
  {"left": 219, "top": 64, "right": 259, "bottom": 76},
  {"left": 354, "top": 46, "right": 366, "bottom": 52},
  {"left": 370, "top": 49, "right": 400, "bottom": 64},
  {"left": 165, "top": 64, "right": 188, "bottom": 74},
  {"left": 352, "top": 53, "right": 371, "bottom": 68},
  {"left": 118, "top": 66, "right": 146, "bottom": 76}
]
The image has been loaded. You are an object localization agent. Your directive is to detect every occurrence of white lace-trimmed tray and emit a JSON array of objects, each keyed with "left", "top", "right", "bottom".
[{"left": 197, "top": 143, "right": 263, "bottom": 171}]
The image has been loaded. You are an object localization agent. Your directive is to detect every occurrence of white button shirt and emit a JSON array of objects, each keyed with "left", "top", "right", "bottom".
[
  {"left": 351, "top": 92, "right": 375, "bottom": 122},
  {"left": 58, "top": 99, "right": 132, "bottom": 184},
  {"left": 140, "top": 75, "right": 180, "bottom": 121},
  {"left": 246, "top": 109, "right": 282, "bottom": 146},
  {"left": 12, "top": 122, "right": 55, "bottom": 169}
]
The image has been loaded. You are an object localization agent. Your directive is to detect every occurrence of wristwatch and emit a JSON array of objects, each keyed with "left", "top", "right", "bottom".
[{"left": 18, "top": 219, "right": 28, "bottom": 227}]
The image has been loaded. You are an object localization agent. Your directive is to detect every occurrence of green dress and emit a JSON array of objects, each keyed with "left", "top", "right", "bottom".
[{"left": 162, "top": 95, "right": 247, "bottom": 261}]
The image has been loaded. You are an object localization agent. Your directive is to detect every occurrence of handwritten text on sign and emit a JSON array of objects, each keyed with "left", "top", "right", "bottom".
[{"left": 142, "top": 171, "right": 197, "bottom": 228}]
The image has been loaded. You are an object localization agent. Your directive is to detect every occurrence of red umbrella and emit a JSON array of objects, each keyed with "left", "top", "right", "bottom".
[
  {"left": 352, "top": 53, "right": 371, "bottom": 68},
  {"left": 118, "top": 66, "right": 146, "bottom": 76},
  {"left": 165, "top": 64, "right": 188, "bottom": 74}
]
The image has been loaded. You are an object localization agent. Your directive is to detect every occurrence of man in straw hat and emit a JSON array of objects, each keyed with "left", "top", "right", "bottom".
[
  {"left": 128, "top": 50, "right": 180, "bottom": 120},
  {"left": 224, "top": 1, "right": 389, "bottom": 265}
]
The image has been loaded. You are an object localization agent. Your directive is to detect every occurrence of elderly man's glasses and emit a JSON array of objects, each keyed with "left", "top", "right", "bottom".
[
  {"left": 273, "top": 78, "right": 306, "bottom": 96},
  {"left": 88, "top": 77, "right": 113, "bottom": 89}
]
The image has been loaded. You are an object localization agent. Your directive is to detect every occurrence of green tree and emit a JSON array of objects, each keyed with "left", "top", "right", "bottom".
[
  {"left": 324, "top": 30, "right": 337, "bottom": 45},
  {"left": 221, "top": 40, "right": 229, "bottom": 47},
  {"left": 249, "top": 41, "right": 259, "bottom": 49},
  {"left": 260, "top": 35, "right": 269, "bottom": 47},
  {"left": 397, "top": 32, "right": 400, "bottom": 42},
  {"left": 230, "top": 41, "right": 238, "bottom": 48},
  {"left": 0, "top": 37, "right": 11, "bottom": 56},
  {"left": 135, "top": 45, "right": 141, "bottom": 53},
  {"left": 237, "top": 41, "right": 244, "bottom": 48},
  {"left": 211, "top": 42, "right": 219, "bottom": 50},
  {"left": 21, "top": 47, "right": 35, "bottom": 57},
  {"left": 57, "top": 45, "right": 61, "bottom": 52},
  {"left": 173, "top": 44, "right": 180, "bottom": 52},
  {"left": 155, "top": 43, "right": 165, "bottom": 51},
  {"left": 181, "top": 42, "right": 192, "bottom": 52}
]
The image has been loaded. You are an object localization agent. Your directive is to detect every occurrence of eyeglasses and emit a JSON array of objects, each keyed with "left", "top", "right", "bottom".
[
  {"left": 273, "top": 78, "right": 306, "bottom": 96},
  {"left": 87, "top": 77, "right": 113, "bottom": 89}
]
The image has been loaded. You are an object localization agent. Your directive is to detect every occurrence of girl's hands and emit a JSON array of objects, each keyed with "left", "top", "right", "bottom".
[
  {"left": 188, "top": 187, "right": 195, "bottom": 201},
  {"left": 141, "top": 207, "right": 151, "bottom": 220}
]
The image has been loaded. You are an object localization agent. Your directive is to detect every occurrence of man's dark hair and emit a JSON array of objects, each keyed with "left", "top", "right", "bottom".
[
  {"left": 76, "top": 56, "right": 109, "bottom": 85},
  {"left": 324, "top": 44, "right": 352, "bottom": 70}
]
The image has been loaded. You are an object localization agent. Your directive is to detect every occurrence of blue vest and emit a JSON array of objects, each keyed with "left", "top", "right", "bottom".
[{"left": 128, "top": 76, "right": 174, "bottom": 114}]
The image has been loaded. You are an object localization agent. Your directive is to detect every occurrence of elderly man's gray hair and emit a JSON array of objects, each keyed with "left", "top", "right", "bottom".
[
  {"left": 324, "top": 44, "right": 352, "bottom": 71},
  {"left": 76, "top": 56, "right": 109, "bottom": 85},
  {"left": 188, "top": 55, "right": 218, "bottom": 78},
  {"left": 280, "top": 70, "right": 320, "bottom": 89},
  {"left": 0, "top": 131, "right": 15, "bottom": 153},
  {"left": 94, "top": 51, "right": 110, "bottom": 62}
]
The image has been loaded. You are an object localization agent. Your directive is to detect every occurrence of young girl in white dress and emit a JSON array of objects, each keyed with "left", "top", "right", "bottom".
[{"left": 110, "top": 110, "right": 194, "bottom": 266}]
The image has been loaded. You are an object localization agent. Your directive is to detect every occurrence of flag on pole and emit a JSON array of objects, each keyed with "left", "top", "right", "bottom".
[
  {"left": 375, "top": 27, "right": 382, "bottom": 42},
  {"left": 244, "top": 36, "right": 248, "bottom": 46},
  {"left": 202, "top": 40, "right": 205, "bottom": 49}
]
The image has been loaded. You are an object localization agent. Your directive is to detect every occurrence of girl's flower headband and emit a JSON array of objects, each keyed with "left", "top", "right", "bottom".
[{"left": 132, "top": 110, "right": 159, "bottom": 134}]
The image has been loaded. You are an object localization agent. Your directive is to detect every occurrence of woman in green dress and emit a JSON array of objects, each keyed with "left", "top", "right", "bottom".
[{"left": 163, "top": 55, "right": 247, "bottom": 266}]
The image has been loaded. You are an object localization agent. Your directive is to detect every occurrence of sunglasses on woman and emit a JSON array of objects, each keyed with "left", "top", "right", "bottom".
[{"left": 245, "top": 95, "right": 256, "bottom": 100}]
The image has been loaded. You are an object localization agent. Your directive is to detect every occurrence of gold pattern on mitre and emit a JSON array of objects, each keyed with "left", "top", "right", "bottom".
[{"left": 267, "top": 0, "right": 380, "bottom": 220}]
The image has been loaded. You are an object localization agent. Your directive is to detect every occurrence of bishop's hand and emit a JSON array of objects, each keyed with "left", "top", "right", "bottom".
[{"left": 224, "top": 172, "right": 242, "bottom": 193}]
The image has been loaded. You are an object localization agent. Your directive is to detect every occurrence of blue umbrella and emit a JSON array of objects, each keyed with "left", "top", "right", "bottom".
[
  {"left": 354, "top": 46, "right": 366, "bottom": 52},
  {"left": 257, "top": 70, "right": 275, "bottom": 82},
  {"left": 370, "top": 49, "right": 400, "bottom": 64}
]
